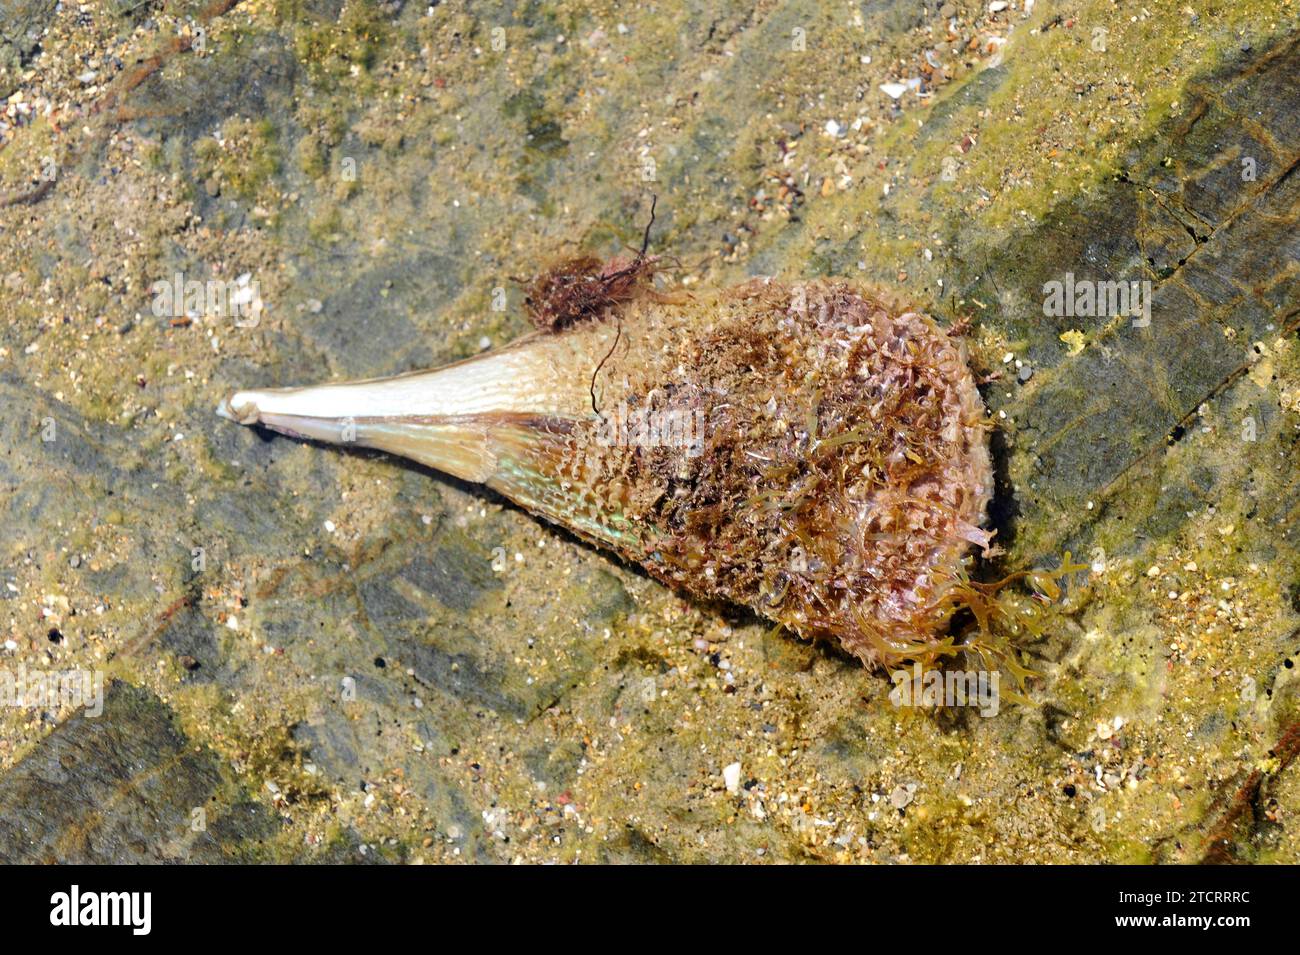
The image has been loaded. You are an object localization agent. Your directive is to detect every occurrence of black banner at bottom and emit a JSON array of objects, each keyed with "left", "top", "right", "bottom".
[{"left": 0, "top": 862, "right": 1282, "bottom": 940}]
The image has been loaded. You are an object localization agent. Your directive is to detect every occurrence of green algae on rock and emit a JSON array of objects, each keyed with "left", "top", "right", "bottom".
[{"left": 218, "top": 273, "right": 1006, "bottom": 669}]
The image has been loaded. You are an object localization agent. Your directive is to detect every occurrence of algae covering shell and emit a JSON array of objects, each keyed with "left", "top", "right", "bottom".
[{"left": 219, "top": 278, "right": 993, "bottom": 668}]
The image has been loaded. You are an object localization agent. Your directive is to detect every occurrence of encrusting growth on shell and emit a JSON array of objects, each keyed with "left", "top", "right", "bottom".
[{"left": 219, "top": 264, "right": 1049, "bottom": 674}]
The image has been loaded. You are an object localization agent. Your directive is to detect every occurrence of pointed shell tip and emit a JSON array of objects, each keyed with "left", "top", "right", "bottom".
[{"left": 216, "top": 391, "right": 260, "bottom": 425}]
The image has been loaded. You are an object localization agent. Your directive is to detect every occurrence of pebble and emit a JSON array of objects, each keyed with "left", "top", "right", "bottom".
[
  {"left": 890, "top": 783, "right": 916, "bottom": 809},
  {"left": 722, "top": 762, "right": 742, "bottom": 794}
]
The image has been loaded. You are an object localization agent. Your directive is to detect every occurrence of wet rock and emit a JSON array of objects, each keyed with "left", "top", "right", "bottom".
[
  {"left": 982, "top": 40, "right": 1300, "bottom": 558},
  {"left": 158, "top": 604, "right": 225, "bottom": 678},
  {"left": 294, "top": 256, "right": 444, "bottom": 377},
  {"left": 399, "top": 531, "right": 503, "bottom": 614},
  {"left": 0, "top": 682, "right": 277, "bottom": 863},
  {"left": 290, "top": 696, "right": 491, "bottom": 860}
]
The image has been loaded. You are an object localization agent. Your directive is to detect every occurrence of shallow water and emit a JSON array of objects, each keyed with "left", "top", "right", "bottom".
[{"left": 0, "top": 0, "right": 1297, "bottom": 863}]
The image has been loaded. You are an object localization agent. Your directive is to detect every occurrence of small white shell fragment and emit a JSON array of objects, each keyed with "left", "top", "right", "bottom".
[{"left": 723, "top": 762, "right": 742, "bottom": 794}]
